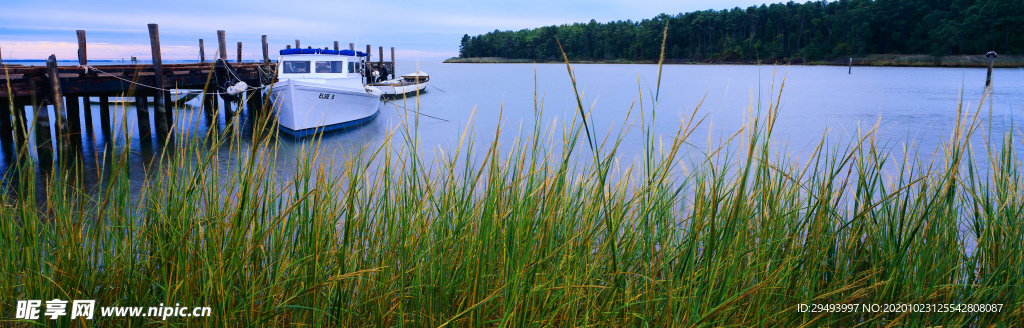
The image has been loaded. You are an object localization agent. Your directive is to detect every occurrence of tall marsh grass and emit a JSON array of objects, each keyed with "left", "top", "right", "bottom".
[{"left": 2, "top": 52, "right": 1023, "bottom": 327}]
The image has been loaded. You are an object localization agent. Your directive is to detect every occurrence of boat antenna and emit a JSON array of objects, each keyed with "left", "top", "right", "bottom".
[{"left": 353, "top": 16, "right": 362, "bottom": 50}]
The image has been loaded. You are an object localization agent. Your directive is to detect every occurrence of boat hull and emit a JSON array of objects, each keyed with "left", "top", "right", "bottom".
[{"left": 269, "top": 79, "right": 380, "bottom": 137}]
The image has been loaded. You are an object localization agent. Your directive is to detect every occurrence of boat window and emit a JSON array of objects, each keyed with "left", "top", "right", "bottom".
[
  {"left": 282, "top": 61, "right": 310, "bottom": 73},
  {"left": 348, "top": 62, "right": 356, "bottom": 74},
  {"left": 316, "top": 61, "right": 347, "bottom": 73}
]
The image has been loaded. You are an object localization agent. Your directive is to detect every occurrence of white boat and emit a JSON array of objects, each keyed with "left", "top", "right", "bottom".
[
  {"left": 269, "top": 48, "right": 382, "bottom": 137},
  {"left": 368, "top": 71, "right": 429, "bottom": 97}
]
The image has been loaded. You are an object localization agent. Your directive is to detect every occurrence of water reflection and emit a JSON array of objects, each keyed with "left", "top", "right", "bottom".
[{"left": 1, "top": 63, "right": 1022, "bottom": 198}]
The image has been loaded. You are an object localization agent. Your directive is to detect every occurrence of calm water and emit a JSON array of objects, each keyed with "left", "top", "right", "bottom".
[{"left": 1, "top": 62, "right": 1022, "bottom": 192}]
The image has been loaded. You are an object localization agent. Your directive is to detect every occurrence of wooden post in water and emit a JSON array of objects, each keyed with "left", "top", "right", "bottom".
[
  {"left": 200, "top": 39, "right": 206, "bottom": 63},
  {"left": 378, "top": 46, "right": 384, "bottom": 80},
  {"left": 99, "top": 96, "right": 111, "bottom": 135},
  {"left": 286, "top": 45, "right": 291, "bottom": 49},
  {"left": 390, "top": 47, "right": 396, "bottom": 79},
  {"left": 237, "top": 42, "right": 243, "bottom": 62},
  {"left": 65, "top": 96, "right": 81, "bottom": 138},
  {"left": 41, "top": 55, "right": 63, "bottom": 160},
  {"left": 31, "top": 97, "right": 53, "bottom": 164},
  {"left": 365, "top": 45, "right": 372, "bottom": 84},
  {"left": 0, "top": 98, "right": 11, "bottom": 139},
  {"left": 349, "top": 43, "right": 354, "bottom": 51},
  {"left": 45, "top": 55, "right": 68, "bottom": 142},
  {"left": 986, "top": 51, "right": 997, "bottom": 87},
  {"left": 76, "top": 30, "right": 87, "bottom": 66},
  {"left": 334, "top": 41, "right": 339, "bottom": 51},
  {"left": 223, "top": 96, "right": 233, "bottom": 119},
  {"left": 76, "top": 30, "right": 93, "bottom": 132},
  {"left": 148, "top": 24, "right": 171, "bottom": 139},
  {"left": 295, "top": 40, "right": 300, "bottom": 49},
  {"left": 218, "top": 30, "right": 227, "bottom": 61},
  {"left": 848, "top": 58, "right": 852, "bottom": 74},
  {"left": 11, "top": 99, "right": 28, "bottom": 146},
  {"left": 253, "top": 90, "right": 264, "bottom": 114},
  {"left": 135, "top": 95, "right": 151, "bottom": 140},
  {"left": 82, "top": 96, "right": 92, "bottom": 130},
  {"left": 202, "top": 90, "right": 216, "bottom": 121},
  {"left": 262, "top": 35, "right": 269, "bottom": 64}
]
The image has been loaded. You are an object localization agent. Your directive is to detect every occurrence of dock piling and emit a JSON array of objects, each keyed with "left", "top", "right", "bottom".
[
  {"left": 202, "top": 90, "right": 216, "bottom": 121},
  {"left": 99, "top": 96, "right": 111, "bottom": 135},
  {"left": 262, "top": 35, "right": 269, "bottom": 64},
  {"left": 237, "top": 42, "right": 243, "bottom": 63},
  {"left": 76, "top": 30, "right": 87, "bottom": 66},
  {"left": 295, "top": 40, "right": 300, "bottom": 49},
  {"left": 82, "top": 97, "right": 92, "bottom": 131},
  {"left": 135, "top": 95, "right": 151, "bottom": 141},
  {"left": 848, "top": 58, "right": 852, "bottom": 74},
  {"left": 45, "top": 55, "right": 68, "bottom": 144},
  {"left": 390, "top": 47, "right": 395, "bottom": 79},
  {"left": 200, "top": 39, "right": 206, "bottom": 63},
  {"left": 986, "top": 51, "right": 997, "bottom": 87},
  {"left": 40, "top": 56, "right": 62, "bottom": 161},
  {"left": 75, "top": 32, "right": 93, "bottom": 133},
  {"left": 0, "top": 98, "right": 11, "bottom": 139},
  {"left": 148, "top": 23, "right": 171, "bottom": 139},
  {"left": 65, "top": 96, "right": 82, "bottom": 138},
  {"left": 31, "top": 97, "right": 53, "bottom": 164},
  {"left": 349, "top": 43, "right": 354, "bottom": 51},
  {"left": 218, "top": 30, "right": 227, "bottom": 61},
  {"left": 12, "top": 99, "right": 28, "bottom": 147},
  {"left": 334, "top": 41, "right": 339, "bottom": 51}
]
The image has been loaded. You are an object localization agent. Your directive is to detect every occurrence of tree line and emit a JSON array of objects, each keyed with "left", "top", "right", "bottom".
[{"left": 458, "top": 0, "right": 1023, "bottom": 62}]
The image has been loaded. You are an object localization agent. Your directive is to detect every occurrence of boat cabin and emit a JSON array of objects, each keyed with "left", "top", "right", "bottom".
[{"left": 276, "top": 48, "right": 370, "bottom": 79}]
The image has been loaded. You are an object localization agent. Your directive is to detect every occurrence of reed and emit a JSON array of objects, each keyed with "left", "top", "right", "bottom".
[{"left": 1, "top": 55, "right": 1022, "bottom": 327}]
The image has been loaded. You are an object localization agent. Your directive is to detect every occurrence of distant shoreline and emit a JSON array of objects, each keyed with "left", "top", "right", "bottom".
[{"left": 445, "top": 54, "right": 1024, "bottom": 68}]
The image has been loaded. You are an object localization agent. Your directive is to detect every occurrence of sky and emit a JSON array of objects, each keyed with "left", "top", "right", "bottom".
[{"left": 0, "top": 0, "right": 773, "bottom": 61}]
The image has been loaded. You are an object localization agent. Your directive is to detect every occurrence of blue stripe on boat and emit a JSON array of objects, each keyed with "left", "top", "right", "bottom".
[{"left": 278, "top": 109, "right": 379, "bottom": 138}]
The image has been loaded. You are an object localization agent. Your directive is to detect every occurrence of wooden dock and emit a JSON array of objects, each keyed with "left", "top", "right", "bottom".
[{"left": 0, "top": 24, "right": 401, "bottom": 165}]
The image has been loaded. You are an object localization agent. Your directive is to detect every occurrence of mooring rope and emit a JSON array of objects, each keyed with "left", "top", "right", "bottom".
[
  {"left": 77, "top": 64, "right": 271, "bottom": 96},
  {"left": 381, "top": 99, "right": 449, "bottom": 122}
]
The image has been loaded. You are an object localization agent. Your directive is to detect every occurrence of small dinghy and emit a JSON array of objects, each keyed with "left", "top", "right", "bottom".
[{"left": 368, "top": 71, "right": 429, "bottom": 97}]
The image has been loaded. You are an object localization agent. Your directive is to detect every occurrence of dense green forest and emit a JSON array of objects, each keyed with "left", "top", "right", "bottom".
[{"left": 458, "top": 0, "right": 1023, "bottom": 62}]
